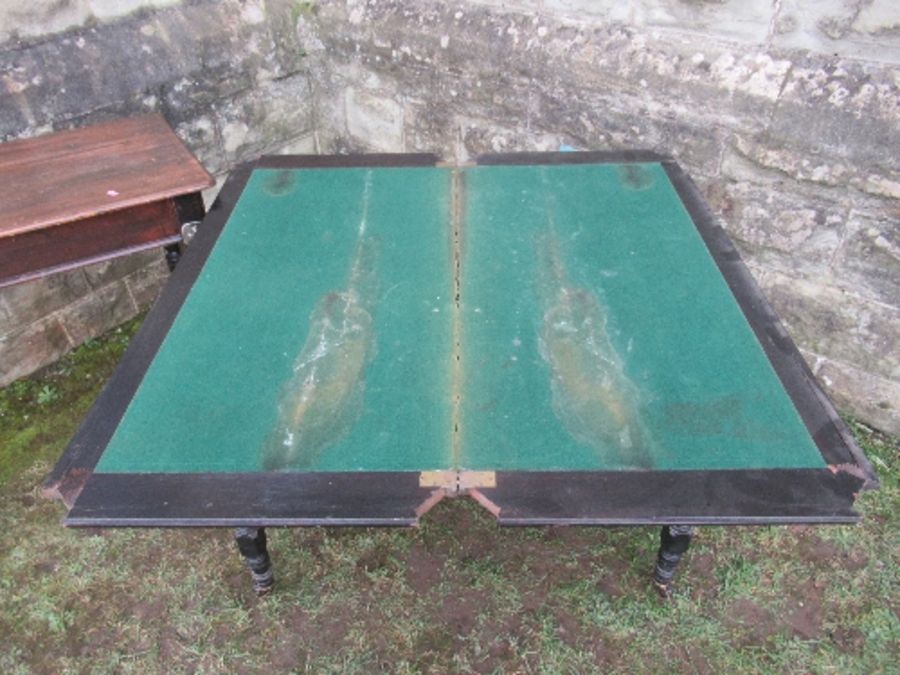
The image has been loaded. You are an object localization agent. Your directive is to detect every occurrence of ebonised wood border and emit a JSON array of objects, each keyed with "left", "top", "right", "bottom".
[
  {"left": 476, "top": 150, "right": 671, "bottom": 165},
  {"left": 256, "top": 153, "right": 441, "bottom": 169},
  {"left": 66, "top": 472, "right": 435, "bottom": 526},
  {"left": 478, "top": 468, "right": 861, "bottom": 526}
]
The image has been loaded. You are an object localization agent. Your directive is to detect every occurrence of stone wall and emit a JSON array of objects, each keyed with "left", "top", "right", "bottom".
[
  {"left": 1, "top": 0, "right": 897, "bottom": 434},
  {"left": 0, "top": 0, "right": 316, "bottom": 386},
  {"left": 303, "top": 0, "right": 899, "bottom": 434}
]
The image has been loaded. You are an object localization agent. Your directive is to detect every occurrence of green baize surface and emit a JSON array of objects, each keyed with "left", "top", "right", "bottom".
[{"left": 95, "top": 163, "right": 824, "bottom": 473}]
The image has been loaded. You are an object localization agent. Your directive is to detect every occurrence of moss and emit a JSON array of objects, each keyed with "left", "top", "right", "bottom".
[{"left": 0, "top": 315, "right": 142, "bottom": 488}]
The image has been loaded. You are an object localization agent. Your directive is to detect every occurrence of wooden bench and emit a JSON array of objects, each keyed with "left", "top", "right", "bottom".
[{"left": 0, "top": 114, "right": 214, "bottom": 288}]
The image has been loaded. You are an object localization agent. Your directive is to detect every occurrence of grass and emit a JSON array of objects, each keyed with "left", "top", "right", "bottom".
[{"left": 0, "top": 319, "right": 897, "bottom": 673}]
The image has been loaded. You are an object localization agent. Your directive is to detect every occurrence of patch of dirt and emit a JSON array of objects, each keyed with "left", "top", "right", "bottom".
[
  {"left": 440, "top": 588, "right": 482, "bottom": 636},
  {"left": 269, "top": 638, "right": 310, "bottom": 671},
  {"left": 597, "top": 558, "right": 628, "bottom": 598},
  {"left": 294, "top": 528, "right": 326, "bottom": 560},
  {"left": 309, "top": 601, "right": 356, "bottom": 648},
  {"left": 674, "top": 644, "right": 716, "bottom": 674},
  {"left": 794, "top": 530, "right": 840, "bottom": 565},
  {"left": 413, "top": 586, "right": 498, "bottom": 671},
  {"left": 355, "top": 542, "right": 391, "bottom": 575},
  {"left": 586, "top": 634, "right": 614, "bottom": 668},
  {"left": 830, "top": 625, "right": 866, "bottom": 655},
  {"left": 725, "top": 598, "right": 781, "bottom": 647},
  {"left": 553, "top": 608, "right": 582, "bottom": 647},
  {"left": 404, "top": 542, "right": 446, "bottom": 593},
  {"left": 132, "top": 598, "right": 167, "bottom": 622},
  {"left": 687, "top": 552, "right": 718, "bottom": 600},
  {"left": 32, "top": 559, "right": 58, "bottom": 578},
  {"left": 544, "top": 524, "right": 598, "bottom": 547},
  {"left": 470, "top": 614, "right": 528, "bottom": 674},
  {"left": 784, "top": 578, "right": 825, "bottom": 640},
  {"left": 421, "top": 500, "right": 496, "bottom": 556}
]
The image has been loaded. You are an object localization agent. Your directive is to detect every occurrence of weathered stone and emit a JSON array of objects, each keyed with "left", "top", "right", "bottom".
[
  {"left": 765, "top": 56, "right": 899, "bottom": 178},
  {"left": 0, "top": 0, "right": 307, "bottom": 141},
  {"left": 316, "top": 1, "right": 790, "bottom": 139},
  {"left": 0, "top": 295, "right": 11, "bottom": 327},
  {"left": 274, "top": 132, "right": 318, "bottom": 154},
  {"left": 726, "top": 134, "right": 900, "bottom": 201},
  {"left": 213, "top": 75, "right": 314, "bottom": 162},
  {"left": 773, "top": 0, "right": 900, "bottom": 63},
  {"left": 173, "top": 115, "right": 223, "bottom": 174},
  {"left": 124, "top": 258, "right": 169, "bottom": 309},
  {"left": 264, "top": 0, "right": 315, "bottom": 77},
  {"left": 0, "top": 315, "right": 72, "bottom": 386},
  {"left": 0, "top": 270, "right": 91, "bottom": 332},
  {"left": 832, "top": 210, "right": 900, "bottom": 309},
  {"left": 759, "top": 270, "right": 899, "bottom": 382},
  {"left": 61, "top": 279, "right": 137, "bottom": 346},
  {"left": 80, "top": 250, "right": 166, "bottom": 290},
  {"left": 344, "top": 85, "right": 405, "bottom": 151},
  {"left": 700, "top": 179, "right": 847, "bottom": 278},
  {"left": 540, "top": 0, "right": 776, "bottom": 44},
  {"left": 88, "top": 0, "right": 181, "bottom": 21},
  {"left": 0, "top": 0, "right": 92, "bottom": 44},
  {"left": 815, "top": 356, "right": 900, "bottom": 436}
]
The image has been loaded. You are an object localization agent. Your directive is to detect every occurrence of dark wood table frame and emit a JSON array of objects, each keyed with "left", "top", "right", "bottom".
[
  {"left": 46, "top": 152, "right": 878, "bottom": 596},
  {"left": 0, "top": 115, "right": 213, "bottom": 288}
]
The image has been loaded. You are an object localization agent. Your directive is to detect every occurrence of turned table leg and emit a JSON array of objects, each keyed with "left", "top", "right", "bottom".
[
  {"left": 234, "top": 527, "right": 275, "bottom": 595},
  {"left": 653, "top": 524, "right": 694, "bottom": 597}
]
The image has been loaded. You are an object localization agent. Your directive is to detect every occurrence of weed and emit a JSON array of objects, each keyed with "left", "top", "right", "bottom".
[{"left": 36, "top": 385, "right": 59, "bottom": 405}]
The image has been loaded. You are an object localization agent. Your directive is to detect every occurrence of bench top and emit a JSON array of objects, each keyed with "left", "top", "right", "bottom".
[{"left": 0, "top": 114, "right": 214, "bottom": 239}]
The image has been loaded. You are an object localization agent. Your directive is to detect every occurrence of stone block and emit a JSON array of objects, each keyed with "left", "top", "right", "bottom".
[
  {"left": 161, "top": 69, "right": 255, "bottom": 129},
  {"left": 833, "top": 210, "right": 900, "bottom": 309},
  {"left": 765, "top": 56, "right": 899, "bottom": 178},
  {"left": 0, "top": 315, "right": 72, "bottom": 386},
  {"left": 773, "top": 0, "right": 900, "bottom": 63},
  {"left": 173, "top": 115, "right": 224, "bottom": 175},
  {"left": 0, "top": 295, "right": 11, "bottom": 327},
  {"left": 124, "top": 257, "right": 169, "bottom": 309},
  {"left": 213, "top": 75, "right": 314, "bottom": 162},
  {"left": 344, "top": 86, "right": 404, "bottom": 151},
  {"left": 61, "top": 279, "right": 138, "bottom": 346},
  {"left": 0, "top": 0, "right": 294, "bottom": 138},
  {"left": 80, "top": 249, "right": 166, "bottom": 290},
  {"left": 88, "top": 0, "right": 181, "bottom": 21},
  {"left": 725, "top": 134, "right": 900, "bottom": 200},
  {"left": 815, "top": 356, "right": 900, "bottom": 436},
  {"left": 0, "top": 0, "right": 91, "bottom": 44},
  {"left": 541, "top": 0, "right": 776, "bottom": 44},
  {"left": 264, "top": 0, "right": 315, "bottom": 76},
  {"left": 701, "top": 179, "right": 846, "bottom": 278},
  {"left": 316, "top": 1, "right": 788, "bottom": 139},
  {"left": 0, "top": 270, "right": 91, "bottom": 332},
  {"left": 759, "top": 270, "right": 899, "bottom": 382},
  {"left": 273, "top": 132, "right": 318, "bottom": 154}
]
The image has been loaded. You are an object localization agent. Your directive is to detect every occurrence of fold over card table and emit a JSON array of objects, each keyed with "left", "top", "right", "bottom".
[{"left": 47, "top": 152, "right": 877, "bottom": 594}]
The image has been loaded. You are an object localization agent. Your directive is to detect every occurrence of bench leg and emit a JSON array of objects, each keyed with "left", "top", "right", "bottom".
[
  {"left": 653, "top": 524, "right": 694, "bottom": 597},
  {"left": 166, "top": 192, "right": 206, "bottom": 271},
  {"left": 234, "top": 527, "right": 275, "bottom": 595},
  {"left": 164, "top": 242, "right": 182, "bottom": 270}
]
